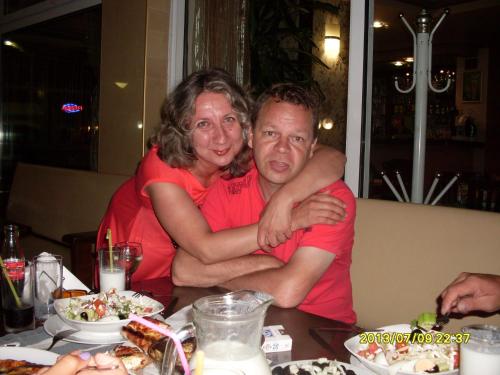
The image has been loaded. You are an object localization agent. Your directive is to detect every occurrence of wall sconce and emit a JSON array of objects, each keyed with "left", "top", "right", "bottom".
[
  {"left": 324, "top": 35, "right": 340, "bottom": 59},
  {"left": 114, "top": 81, "right": 128, "bottom": 89},
  {"left": 320, "top": 117, "right": 335, "bottom": 130}
]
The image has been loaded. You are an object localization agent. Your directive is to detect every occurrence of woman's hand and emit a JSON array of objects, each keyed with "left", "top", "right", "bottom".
[
  {"left": 37, "top": 352, "right": 127, "bottom": 375},
  {"left": 290, "top": 192, "right": 346, "bottom": 231},
  {"left": 257, "top": 189, "right": 294, "bottom": 250},
  {"left": 258, "top": 189, "right": 346, "bottom": 250},
  {"left": 38, "top": 351, "right": 90, "bottom": 375}
]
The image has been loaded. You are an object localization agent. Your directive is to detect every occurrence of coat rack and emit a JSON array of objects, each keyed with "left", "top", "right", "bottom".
[{"left": 383, "top": 9, "right": 457, "bottom": 205}]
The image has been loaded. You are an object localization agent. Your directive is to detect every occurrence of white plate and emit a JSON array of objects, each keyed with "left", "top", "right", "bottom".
[
  {"left": 344, "top": 324, "right": 459, "bottom": 375},
  {"left": 44, "top": 314, "right": 126, "bottom": 345},
  {"left": 54, "top": 290, "right": 164, "bottom": 334},
  {"left": 271, "top": 359, "right": 375, "bottom": 375},
  {"left": 0, "top": 346, "right": 58, "bottom": 365}
]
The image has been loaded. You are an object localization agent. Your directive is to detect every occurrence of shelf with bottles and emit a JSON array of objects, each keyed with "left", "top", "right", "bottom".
[
  {"left": 371, "top": 71, "right": 463, "bottom": 142},
  {"left": 454, "top": 173, "right": 500, "bottom": 212}
]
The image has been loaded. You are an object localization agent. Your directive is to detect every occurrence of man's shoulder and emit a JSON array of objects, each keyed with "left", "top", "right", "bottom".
[{"left": 323, "top": 180, "right": 355, "bottom": 202}]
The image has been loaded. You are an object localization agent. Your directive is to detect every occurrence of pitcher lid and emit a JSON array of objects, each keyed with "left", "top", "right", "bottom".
[{"left": 193, "top": 290, "right": 273, "bottom": 319}]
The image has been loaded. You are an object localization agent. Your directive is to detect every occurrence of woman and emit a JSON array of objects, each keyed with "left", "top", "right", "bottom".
[{"left": 97, "top": 68, "right": 346, "bottom": 282}]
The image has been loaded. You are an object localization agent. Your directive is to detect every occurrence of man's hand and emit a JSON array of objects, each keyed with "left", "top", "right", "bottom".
[
  {"left": 291, "top": 192, "right": 346, "bottom": 231},
  {"left": 440, "top": 272, "right": 500, "bottom": 315}
]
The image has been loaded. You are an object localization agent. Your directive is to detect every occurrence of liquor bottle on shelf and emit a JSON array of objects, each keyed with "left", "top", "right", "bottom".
[{"left": 465, "top": 117, "right": 477, "bottom": 138}]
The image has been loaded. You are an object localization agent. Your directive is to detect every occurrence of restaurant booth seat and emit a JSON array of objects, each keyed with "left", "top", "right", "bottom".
[
  {"left": 5, "top": 162, "right": 127, "bottom": 288},
  {"left": 6, "top": 163, "right": 498, "bottom": 330},
  {"left": 352, "top": 198, "right": 500, "bottom": 333}
]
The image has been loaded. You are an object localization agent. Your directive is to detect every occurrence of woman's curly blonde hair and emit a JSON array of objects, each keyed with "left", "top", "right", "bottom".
[{"left": 149, "top": 68, "right": 252, "bottom": 177}]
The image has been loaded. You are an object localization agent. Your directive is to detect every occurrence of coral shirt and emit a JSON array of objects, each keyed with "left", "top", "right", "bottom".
[
  {"left": 201, "top": 166, "right": 357, "bottom": 323},
  {"left": 97, "top": 146, "right": 208, "bottom": 281}
]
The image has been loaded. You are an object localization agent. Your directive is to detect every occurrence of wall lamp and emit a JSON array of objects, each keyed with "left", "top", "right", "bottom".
[
  {"left": 319, "top": 117, "right": 335, "bottom": 130},
  {"left": 324, "top": 35, "right": 340, "bottom": 59}
]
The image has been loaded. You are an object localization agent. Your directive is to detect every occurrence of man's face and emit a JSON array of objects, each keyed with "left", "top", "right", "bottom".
[{"left": 249, "top": 99, "right": 316, "bottom": 190}]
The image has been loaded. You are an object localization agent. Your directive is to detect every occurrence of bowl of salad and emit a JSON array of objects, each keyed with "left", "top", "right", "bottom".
[
  {"left": 54, "top": 289, "right": 164, "bottom": 333},
  {"left": 344, "top": 323, "right": 459, "bottom": 375}
]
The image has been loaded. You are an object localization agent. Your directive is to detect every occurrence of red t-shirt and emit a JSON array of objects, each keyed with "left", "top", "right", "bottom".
[
  {"left": 97, "top": 146, "right": 208, "bottom": 281},
  {"left": 201, "top": 167, "right": 357, "bottom": 323}
]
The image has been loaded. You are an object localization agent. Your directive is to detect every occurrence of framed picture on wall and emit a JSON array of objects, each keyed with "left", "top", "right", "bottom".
[{"left": 462, "top": 70, "right": 481, "bottom": 102}]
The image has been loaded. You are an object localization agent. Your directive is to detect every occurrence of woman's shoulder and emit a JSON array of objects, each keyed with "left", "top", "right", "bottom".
[{"left": 137, "top": 146, "right": 193, "bottom": 186}]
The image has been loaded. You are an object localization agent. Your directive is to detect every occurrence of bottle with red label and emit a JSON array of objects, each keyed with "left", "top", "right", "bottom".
[{"left": 1, "top": 224, "right": 25, "bottom": 281}]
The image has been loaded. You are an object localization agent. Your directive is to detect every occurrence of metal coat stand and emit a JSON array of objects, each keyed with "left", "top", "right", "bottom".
[{"left": 383, "top": 9, "right": 457, "bottom": 205}]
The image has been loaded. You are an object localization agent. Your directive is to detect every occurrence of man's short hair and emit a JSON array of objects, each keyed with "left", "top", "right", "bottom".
[{"left": 251, "top": 83, "right": 320, "bottom": 138}]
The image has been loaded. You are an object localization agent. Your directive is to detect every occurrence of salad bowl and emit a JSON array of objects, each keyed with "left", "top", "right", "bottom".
[
  {"left": 54, "top": 290, "right": 164, "bottom": 334},
  {"left": 344, "top": 324, "right": 459, "bottom": 375}
]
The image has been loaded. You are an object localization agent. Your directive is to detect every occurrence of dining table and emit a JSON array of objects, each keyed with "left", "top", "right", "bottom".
[{"left": 0, "top": 277, "right": 358, "bottom": 367}]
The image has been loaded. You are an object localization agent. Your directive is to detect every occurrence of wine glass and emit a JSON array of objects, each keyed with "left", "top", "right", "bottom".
[{"left": 116, "top": 242, "right": 143, "bottom": 290}]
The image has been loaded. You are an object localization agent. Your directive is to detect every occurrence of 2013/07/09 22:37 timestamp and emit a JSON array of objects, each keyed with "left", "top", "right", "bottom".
[{"left": 359, "top": 332, "right": 470, "bottom": 345}]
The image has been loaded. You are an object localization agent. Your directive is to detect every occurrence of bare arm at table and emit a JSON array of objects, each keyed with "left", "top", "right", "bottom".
[
  {"left": 172, "top": 248, "right": 284, "bottom": 288},
  {"left": 148, "top": 180, "right": 344, "bottom": 264},
  {"left": 258, "top": 145, "right": 347, "bottom": 249},
  {"left": 148, "top": 182, "right": 260, "bottom": 264},
  {"left": 220, "top": 246, "right": 335, "bottom": 308}
]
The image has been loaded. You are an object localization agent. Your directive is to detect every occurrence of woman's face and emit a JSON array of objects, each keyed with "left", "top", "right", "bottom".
[{"left": 190, "top": 92, "right": 244, "bottom": 169}]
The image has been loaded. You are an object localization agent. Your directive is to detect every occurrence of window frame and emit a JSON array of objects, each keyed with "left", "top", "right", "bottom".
[{"left": 345, "top": 0, "right": 370, "bottom": 197}]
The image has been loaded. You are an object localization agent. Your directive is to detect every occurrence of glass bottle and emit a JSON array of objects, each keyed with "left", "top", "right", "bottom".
[{"left": 1, "top": 224, "right": 25, "bottom": 280}]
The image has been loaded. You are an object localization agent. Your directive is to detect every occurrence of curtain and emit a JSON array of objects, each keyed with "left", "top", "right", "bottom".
[{"left": 190, "top": 0, "right": 249, "bottom": 85}]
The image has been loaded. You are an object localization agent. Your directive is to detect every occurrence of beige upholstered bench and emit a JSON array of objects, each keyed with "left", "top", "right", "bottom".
[
  {"left": 5, "top": 162, "right": 127, "bottom": 286},
  {"left": 352, "top": 198, "right": 500, "bottom": 332}
]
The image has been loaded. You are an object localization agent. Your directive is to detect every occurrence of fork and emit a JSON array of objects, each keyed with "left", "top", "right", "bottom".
[
  {"left": 132, "top": 290, "right": 153, "bottom": 298},
  {"left": 433, "top": 313, "right": 450, "bottom": 330},
  {"left": 47, "top": 329, "right": 78, "bottom": 350}
]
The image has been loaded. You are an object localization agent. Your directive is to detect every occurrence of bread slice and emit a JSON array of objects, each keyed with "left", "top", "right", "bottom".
[{"left": 112, "top": 345, "right": 152, "bottom": 371}]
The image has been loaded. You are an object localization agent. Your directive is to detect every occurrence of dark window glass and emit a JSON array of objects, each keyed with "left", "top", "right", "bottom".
[
  {"left": 368, "top": 1, "right": 500, "bottom": 212},
  {"left": 1, "top": 5, "right": 100, "bottom": 201},
  {"left": 3, "top": 0, "right": 46, "bottom": 14}
]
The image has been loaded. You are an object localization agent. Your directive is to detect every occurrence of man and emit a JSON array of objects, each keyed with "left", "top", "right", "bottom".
[{"left": 172, "top": 83, "right": 356, "bottom": 323}]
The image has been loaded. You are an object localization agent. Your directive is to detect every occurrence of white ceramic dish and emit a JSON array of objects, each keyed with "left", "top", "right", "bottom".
[
  {"left": 271, "top": 359, "right": 375, "bottom": 375},
  {"left": 54, "top": 290, "right": 164, "bottom": 333},
  {"left": 344, "top": 324, "right": 458, "bottom": 375},
  {"left": 44, "top": 314, "right": 126, "bottom": 345},
  {"left": 0, "top": 346, "right": 58, "bottom": 365}
]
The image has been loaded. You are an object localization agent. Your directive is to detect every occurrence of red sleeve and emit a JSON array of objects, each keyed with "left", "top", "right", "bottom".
[
  {"left": 135, "top": 146, "right": 207, "bottom": 206},
  {"left": 201, "top": 180, "right": 232, "bottom": 232},
  {"left": 299, "top": 186, "right": 356, "bottom": 256},
  {"left": 137, "top": 148, "right": 189, "bottom": 196}
]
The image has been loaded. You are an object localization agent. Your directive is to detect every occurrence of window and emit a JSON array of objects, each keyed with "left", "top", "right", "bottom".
[
  {"left": 357, "top": 0, "right": 500, "bottom": 212},
  {"left": 0, "top": 4, "right": 101, "bottom": 210}
]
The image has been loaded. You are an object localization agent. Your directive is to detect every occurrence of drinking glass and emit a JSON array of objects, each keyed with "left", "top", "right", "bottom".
[
  {"left": 33, "top": 254, "right": 63, "bottom": 323},
  {"left": 115, "top": 242, "right": 142, "bottom": 290},
  {"left": 460, "top": 324, "right": 500, "bottom": 375},
  {"left": 98, "top": 247, "right": 126, "bottom": 292},
  {"left": 0, "top": 261, "right": 34, "bottom": 333}
]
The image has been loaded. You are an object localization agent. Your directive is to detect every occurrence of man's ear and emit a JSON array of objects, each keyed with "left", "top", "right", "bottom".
[
  {"left": 248, "top": 128, "right": 254, "bottom": 149},
  {"left": 309, "top": 138, "right": 318, "bottom": 158}
]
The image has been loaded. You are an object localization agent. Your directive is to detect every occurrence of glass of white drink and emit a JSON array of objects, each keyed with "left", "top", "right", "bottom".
[
  {"left": 98, "top": 247, "right": 125, "bottom": 292},
  {"left": 460, "top": 324, "right": 500, "bottom": 375}
]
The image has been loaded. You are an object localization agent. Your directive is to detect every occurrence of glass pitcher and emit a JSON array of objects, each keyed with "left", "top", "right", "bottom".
[{"left": 161, "top": 290, "right": 273, "bottom": 374}]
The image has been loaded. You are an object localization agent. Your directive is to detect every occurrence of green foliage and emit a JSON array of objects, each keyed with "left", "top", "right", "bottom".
[{"left": 249, "top": 0, "right": 339, "bottom": 98}]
